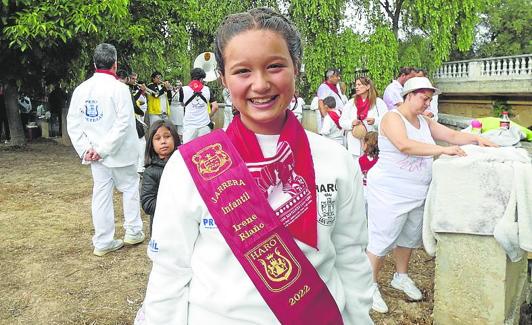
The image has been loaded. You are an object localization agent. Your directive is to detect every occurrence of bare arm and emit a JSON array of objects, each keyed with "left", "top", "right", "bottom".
[
  {"left": 427, "top": 118, "right": 497, "bottom": 147},
  {"left": 318, "top": 99, "right": 327, "bottom": 117},
  {"left": 380, "top": 112, "right": 466, "bottom": 157}
]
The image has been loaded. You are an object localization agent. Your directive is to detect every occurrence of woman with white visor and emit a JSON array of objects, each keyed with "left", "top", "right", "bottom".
[{"left": 366, "top": 77, "right": 496, "bottom": 313}]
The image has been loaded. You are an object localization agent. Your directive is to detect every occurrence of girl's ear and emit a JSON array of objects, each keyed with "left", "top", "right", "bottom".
[{"left": 220, "top": 75, "right": 227, "bottom": 88}]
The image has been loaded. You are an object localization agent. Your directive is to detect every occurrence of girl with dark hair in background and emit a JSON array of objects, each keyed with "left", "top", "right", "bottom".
[{"left": 140, "top": 120, "right": 180, "bottom": 236}]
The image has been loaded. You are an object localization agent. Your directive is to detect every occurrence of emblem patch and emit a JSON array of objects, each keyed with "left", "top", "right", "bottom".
[
  {"left": 191, "top": 143, "right": 232, "bottom": 180},
  {"left": 245, "top": 234, "right": 301, "bottom": 292},
  {"left": 84, "top": 99, "right": 103, "bottom": 122},
  {"left": 318, "top": 192, "right": 336, "bottom": 226}
]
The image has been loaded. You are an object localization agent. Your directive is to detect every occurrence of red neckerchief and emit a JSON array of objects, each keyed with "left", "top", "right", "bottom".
[
  {"left": 324, "top": 81, "right": 339, "bottom": 95},
  {"left": 95, "top": 69, "right": 118, "bottom": 79},
  {"left": 189, "top": 80, "right": 204, "bottom": 92},
  {"left": 355, "top": 96, "right": 370, "bottom": 121},
  {"left": 225, "top": 110, "right": 318, "bottom": 249},
  {"left": 358, "top": 154, "right": 378, "bottom": 186},
  {"left": 327, "top": 109, "right": 342, "bottom": 129}
]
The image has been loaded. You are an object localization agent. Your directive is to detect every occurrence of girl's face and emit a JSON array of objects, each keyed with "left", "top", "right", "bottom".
[
  {"left": 153, "top": 126, "right": 175, "bottom": 160},
  {"left": 355, "top": 80, "right": 370, "bottom": 96},
  {"left": 221, "top": 29, "right": 297, "bottom": 135}
]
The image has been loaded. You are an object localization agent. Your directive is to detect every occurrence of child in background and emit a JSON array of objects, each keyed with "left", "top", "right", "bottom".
[
  {"left": 141, "top": 120, "right": 180, "bottom": 235},
  {"left": 319, "top": 96, "right": 345, "bottom": 146},
  {"left": 359, "top": 131, "right": 379, "bottom": 199}
]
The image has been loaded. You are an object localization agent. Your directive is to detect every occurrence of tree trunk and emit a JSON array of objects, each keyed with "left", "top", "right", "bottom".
[
  {"left": 61, "top": 104, "right": 71, "bottom": 146},
  {"left": 4, "top": 80, "right": 26, "bottom": 146}
]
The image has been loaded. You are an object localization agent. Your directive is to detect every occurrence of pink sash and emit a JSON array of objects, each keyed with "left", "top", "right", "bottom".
[{"left": 179, "top": 129, "right": 343, "bottom": 324}]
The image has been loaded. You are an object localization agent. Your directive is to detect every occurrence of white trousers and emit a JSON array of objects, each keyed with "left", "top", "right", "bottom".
[
  {"left": 182, "top": 126, "right": 211, "bottom": 144},
  {"left": 137, "top": 137, "right": 146, "bottom": 173},
  {"left": 90, "top": 163, "right": 143, "bottom": 249},
  {"left": 367, "top": 204, "right": 424, "bottom": 256}
]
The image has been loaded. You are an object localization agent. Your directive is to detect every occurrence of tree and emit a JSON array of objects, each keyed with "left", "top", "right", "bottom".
[
  {"left": 1, "top": 0, "right": 129, "bottom": 146},
  {"left": 353, "top": 0, "right": 489, "bottom": 89},
  {"left": 290, "top": 0, "right": 347, "bottom": 95},
  {"left": 475, "top": 0, "right": 532, "bottom": 57}
]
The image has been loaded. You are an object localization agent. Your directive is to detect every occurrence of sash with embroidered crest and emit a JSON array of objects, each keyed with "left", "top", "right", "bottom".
[{"left": 179, "top": 129, "right": 343, "bottom": 325}]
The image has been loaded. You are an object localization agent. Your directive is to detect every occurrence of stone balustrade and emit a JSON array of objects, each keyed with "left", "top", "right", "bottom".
[
  {"left": 433, "top": 54, "right": 532, "bottom": 96},
  {"left": 435, "top": 54, "right": 532, "bottom": 81}
]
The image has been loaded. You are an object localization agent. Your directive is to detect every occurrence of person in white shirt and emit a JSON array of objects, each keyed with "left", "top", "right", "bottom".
[
  {"left": 222, "top": 87, "right": 234, "bottom": 128},
  {"left": 383, "top": 67, "right": 417, "bottom": 111},
  {"left": 67, "top": 43, "right": 144, "bottom": 257},
  {"left": 415, "top": 68, "right": 439, "bottom": 121},
  {"left": 317, "top": 68, "right": 344, "bottom": 118},
  {"left": 169, "top": 80, "right": 185, "bottom": 138},
  {"left": 178, "top": 68, "right": 219, "bottom": 143},
  {"left": 320, "top": 96, "right": 345, "bottom": 146},
  {"left": 288, "top": 90, "right": 304, "bottom": 123},
  {"left": 309, "top": 95, "right": 323, "bottom": 132},
  {"left": 340, "top": 76, "right": 387, "bottom": 158},
  {"left": 140, "top": 8, "right": 373, "bottom": 325}
]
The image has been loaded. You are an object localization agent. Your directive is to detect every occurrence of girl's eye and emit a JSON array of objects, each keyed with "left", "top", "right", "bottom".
[
  {"left": 268, "top": 63, "right": 285, "bottom": 70},
  {"left": 234, "top": 68, "right": 250, "bottom": 75}
]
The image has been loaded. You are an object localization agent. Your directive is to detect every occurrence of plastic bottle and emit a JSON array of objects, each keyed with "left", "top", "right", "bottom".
[
  {"left": 499, "top": 111, "right": 510, "bottom": 129},
  {"left": 471, "top": 119, "right": 482, "bottom": 134}
]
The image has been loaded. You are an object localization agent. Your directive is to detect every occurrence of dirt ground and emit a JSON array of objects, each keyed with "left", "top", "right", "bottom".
[{"left": 0, "top": 139, "right": 435, "bottom": 325}]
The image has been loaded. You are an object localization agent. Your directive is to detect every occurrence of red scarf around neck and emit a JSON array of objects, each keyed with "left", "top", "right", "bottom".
[
  {"left": 95, "top": 69, "right": 118, "bottom": 79},
  {"left": 324, "top": 81, "right": 339, "bottom": 95},
  {"left": 355, "top": 96, "right": 370, "bottom": 121},
  {"left": 327, "top": 109, "right": 342, "bottom": 129},
  {"left": 225, "top": 110, "right": 318, "bottom": 249}
]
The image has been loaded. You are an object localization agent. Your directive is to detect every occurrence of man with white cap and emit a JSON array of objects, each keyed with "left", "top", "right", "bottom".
[{"left": 366, "top": 77, "right": 496, "bottom": 313}]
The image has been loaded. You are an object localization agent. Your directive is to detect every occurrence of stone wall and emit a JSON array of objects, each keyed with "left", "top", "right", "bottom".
[{"left": 438, "top": 97, "right": 532, "bottom": 127}]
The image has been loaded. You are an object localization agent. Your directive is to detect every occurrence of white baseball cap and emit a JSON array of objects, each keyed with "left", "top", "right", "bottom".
[{"left": 401, "top": 77, "right": 441, "bottom": 97}]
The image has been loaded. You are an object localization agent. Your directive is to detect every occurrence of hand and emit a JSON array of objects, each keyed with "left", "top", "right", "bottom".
[
  {"left": 163, "top": 81, "right": 172, "bottom": 90},
  {"left": 84, "top": 148, "right": 101, "bottom": 161},
  {"left": 139, "top": 84, "right": 147, "bottom": 92},
  {"left": 367, "top": 117, "right": 375, "bottom": 125},
  {"left": 476, "top": 136, "right": 498, "bottom": 147},
  {"left": 352, "top": 120, "right": 361, "bottom": 127},
  {"left": 441, "top": 145, "right": 467, "bottom": 157},
  {"left": 423, "top": 111, "right": 434, "bottom": 118}
]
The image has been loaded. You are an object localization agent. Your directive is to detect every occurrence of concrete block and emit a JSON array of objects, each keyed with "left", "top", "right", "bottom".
[{"left": 434, "top": 234, "right": 528, "bottom": 325}]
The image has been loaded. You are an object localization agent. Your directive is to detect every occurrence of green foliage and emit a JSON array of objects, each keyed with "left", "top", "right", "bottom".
[
  {"left": 1, "top": 0, "right": 485, "bottom": 103},
  {"left": 476, "top": 0, "right": 532, "bottom": 57},
  {"left": 3, "top": 0, "right": 129, "bottom": 50},
  {"left": 366, "top": 25, "right": 398, "bottom": 93},
  {"left": 290, "top": 0, "right": 346, "bottom": 94},
  {"left": 492, "top": 98, "right": 512, "bottom": 118}
]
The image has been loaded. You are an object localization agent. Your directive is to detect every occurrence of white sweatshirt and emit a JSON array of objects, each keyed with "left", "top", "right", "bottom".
[
  {"left": 144, "top": 131, "right": 373, "bottom": 325},
  {"left": 67, "top": 73, "right": 138, "bottom": 167}
]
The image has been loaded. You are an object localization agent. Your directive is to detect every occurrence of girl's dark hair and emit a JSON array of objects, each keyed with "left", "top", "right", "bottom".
[
  {"left": 214, "top": 7, "right": 302, "bottom": 76},
  {"left": 144, "top": 120, "right": 180, "bottom": 166},
  {"left": 363, "top": 131, "right": 379, "bottom": 157}
]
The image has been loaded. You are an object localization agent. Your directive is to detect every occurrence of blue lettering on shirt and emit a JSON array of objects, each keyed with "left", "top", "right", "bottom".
[
  {"left": 202, "top": 217, "right": 217, "bottom": 229},
  {"left": 149, "top": 239, "right": 159, "bottom": 253}
]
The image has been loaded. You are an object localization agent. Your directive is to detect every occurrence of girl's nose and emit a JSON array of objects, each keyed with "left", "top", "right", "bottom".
[{"left": 251, "top": 72, "right": 270, "bottom": 93}]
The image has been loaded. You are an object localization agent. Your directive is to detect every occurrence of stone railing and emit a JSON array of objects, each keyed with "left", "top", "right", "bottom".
[{"left": 434, "top": 54, "right": 531, "bottom": 81}]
